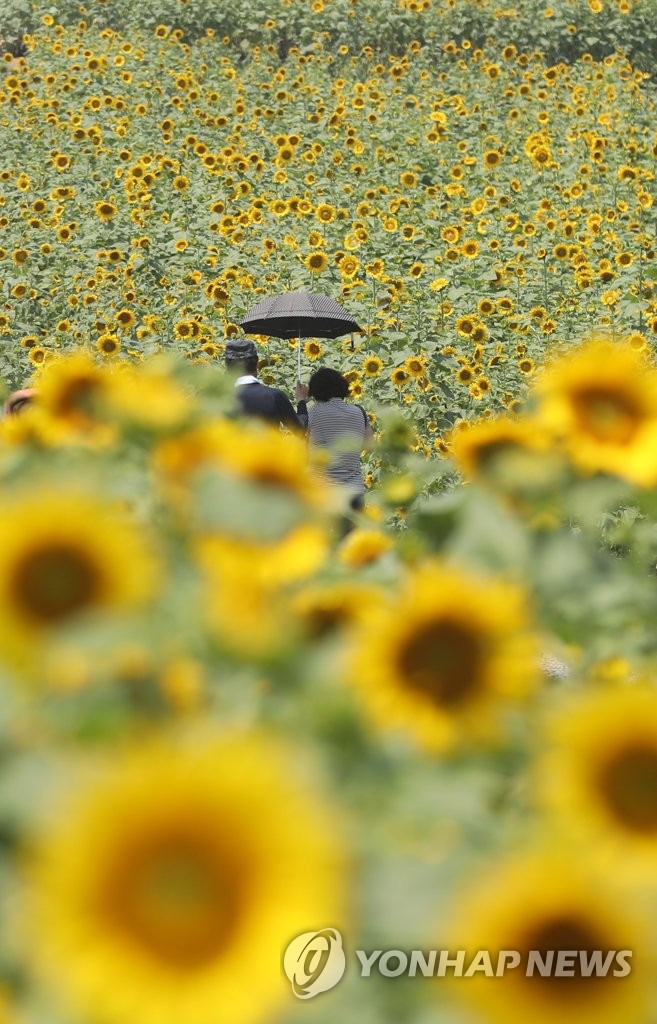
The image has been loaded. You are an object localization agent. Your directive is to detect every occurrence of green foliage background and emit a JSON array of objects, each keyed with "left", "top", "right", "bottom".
[{"left": 3, "top": 0, "right": 657, "bottom": 68}]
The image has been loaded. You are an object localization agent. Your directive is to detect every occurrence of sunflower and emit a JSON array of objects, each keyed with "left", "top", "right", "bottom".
[
  {"left": 157, "top": 420, "right": 325, "bottom": 515},
  {"left": 292, "top": 581, "right": 383, "bottom": 640},
  {"left": 445, "top": 844, "right": 649, "bottom": 1024},
  {"left": 172, "top": 175, "right": 190, "bottom": 191},
  {"left": 115, "top": 309, "right": 136, "bottom": 331},
  {"left": 455, "top": 315, "right": 476, "bottom": 337},
  {"left": 110, "top": 364, "right": 192, "bottom": 431},
  {"left": 197, "top": 525, "right": 329, "bottom": 654},
  {"left": 37, "top": 351, "right": 116, "bottom": 441},
  {"left": 536, "top": 684, "right": 657, "bottom": 867},
  {"left": 363, "top": 355, "right": 383, "bottom": 377},
  {"left": 535, "top": 338, "right": 657, "bottom": 485},
  {"left": 28, "top": 346, "right": 48, "bottom": 366},
  {"left": 627, "top": 332, "right": 647, "bottom": 352},
  {"left": 96, "top": 334, "right": 121, "bottom": 356},
  {"left": 405, "top": 355, "right": 425, "bottom": 377},
  {"left": 304, "top": 251, "right": 328, "bottom": 274},
  {"left": 270, "top": 199, "right": 288, "bottom": 217},
  {"left": 95, "top": 201, "right": 117, "bottom": 223},
  {"left": 338, "top": 529, "right": 393, "bottom": 568},
  {"left": 0, "top": 489, "right": 157, "bottom": 661},
  {"left": 348, "top": 561, "right": 536, "bottom": 751},
  {"left": 450, "top": 415, "right": 553, "bottom": 485},
  {"left": 483, "top": 149, "right": 502, "bottom": 168},
  {"left": 304, "top": 339, "right": 323, "bottom": 360},
  {"left": 531, "top": 144, "right": 551, "bottom": 167},
  {"left": 174, "top": 320, "right": 193, "bottom": 340},
  {"left": 25, "top": 735, "right": 344, "bottom": 1024},
  {"left": 391, "top": 367, "right": 409, "bottom": 388},
  {"left": 340, "top": 256, "right": 359, "bottom": 278}
]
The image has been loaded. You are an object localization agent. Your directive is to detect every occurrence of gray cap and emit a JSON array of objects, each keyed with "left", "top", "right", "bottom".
[{"left": 225, "top": 338, "right": 258, "bottom": 363}]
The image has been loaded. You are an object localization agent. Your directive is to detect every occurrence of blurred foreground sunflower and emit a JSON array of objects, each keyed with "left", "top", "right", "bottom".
[
  {"left": 36, "top": 350, "right": 119, "bottom": 445},
  {"left": 348, "top": 562, "right": 536, "bottom": 751},
  {"left": 536, "top": 684, "right": 657, "bottom": 869},
  {"left": 25, "top": 735, "right": 345, "bottom": 1024},
  {"left": 534, "top": 338, "right": 657, "bottom": 485},
  {"left": 445, "top": 844, "right": 650, "bottom": 1024},
  {"left": 450, "top": 415, "right": 559, "bottom": 489},
  {"left": 0, "top": 489, "right": 158, "bottom": 666}
]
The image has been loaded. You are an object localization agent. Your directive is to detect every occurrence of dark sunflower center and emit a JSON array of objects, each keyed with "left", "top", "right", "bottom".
[
  {"left": 12, "top": 543, "right": 100, "bottom": 624},
  {"left": 574, "top": 386, "right": 642, "bottom": 444},
  {"left": 597, "top": 743, "right": 657, "bottom": 833},
  {"left": 304, "top": 603, "right": 350, "bottom": 639},
  {"left": 396, "top": 619, "right": 484, "bottom": 708},
  {"left": 249, "top": 465, "right": 297, "bottom": 491},
  {"left": 106, "top": 828, "right": 244, "bottom": 969},
  {"left": 56, "top": 375, "right": 102, "bottom": 419},
  {"left": 473, "top": 439, "right": 522, "bottom": 471},
  {"left": 523, "top": 914, "right": 610, "bottom": 995}
]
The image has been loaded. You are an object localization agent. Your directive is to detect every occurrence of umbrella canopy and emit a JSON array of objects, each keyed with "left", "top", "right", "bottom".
[{"left": 238, "top": 290, "right": 361, "bottom": 340}]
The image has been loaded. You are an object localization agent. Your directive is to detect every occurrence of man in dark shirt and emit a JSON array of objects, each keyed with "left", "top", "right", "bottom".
[{"left": 225, "top": 339, "right": 307, "bottom": 431}]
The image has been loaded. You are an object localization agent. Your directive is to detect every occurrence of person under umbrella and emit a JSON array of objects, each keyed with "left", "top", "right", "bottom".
[
  {"left": 238, "top": 290, "right": 362, "bottom": 380},
  {"left": 299, "top": 366, "right": 373, "bottom": 528},
  {"left": 225, "top": 338, "right": 307, "bottom": 432}
]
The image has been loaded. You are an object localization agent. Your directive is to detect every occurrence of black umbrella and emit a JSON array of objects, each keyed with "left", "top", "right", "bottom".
[{"left": 238, "top": 290, "right": 362, "bottom": 377}]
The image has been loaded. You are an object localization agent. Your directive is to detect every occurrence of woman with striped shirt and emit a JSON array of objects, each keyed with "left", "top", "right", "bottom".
[{"left": 296, "top": 367, "right": 373, "bottom": 514}]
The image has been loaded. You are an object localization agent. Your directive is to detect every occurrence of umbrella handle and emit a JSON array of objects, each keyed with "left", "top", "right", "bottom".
[{"left": 297, "top": 328, "right": 301, "bottom": 381}]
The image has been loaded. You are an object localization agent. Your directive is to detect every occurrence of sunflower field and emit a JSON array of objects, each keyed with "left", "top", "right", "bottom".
[{"left": 1, "top": 1, "right": 657, "bottom": 1023}]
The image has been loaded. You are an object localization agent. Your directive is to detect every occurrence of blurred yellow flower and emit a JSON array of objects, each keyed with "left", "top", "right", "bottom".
[
  {"left": 25, "top": 735, "right": 345, "bottom": 1024},
  {"left": 535, "top": 337, "right": 657, "bottom": 485},
  {"left": 338, "top": 528, "right": 394, "bottom": 568},
  {"left": 0, "top": 489, "right": 158, "bottom": 662},
  {"left": 349, "top": 562, "right": 536, "bottom": 751},
  {"left": 445, "top": 844, "right": 650, "bottom": 1024},
  {"left": 450, "top": 415, "right": 554, "bottom": 484},
  {"left": 536, "top": 684, "right": 657, "bottom": 867}
]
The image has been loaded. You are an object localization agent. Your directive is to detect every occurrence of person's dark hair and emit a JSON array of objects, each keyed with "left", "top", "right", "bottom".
[
  {"left": 225, "top": 338, "right": 258, "bottom": 377},
  {"left": 227, "top": 356, "right": 258, "bottom": 376},
  {"left": 4, "top": 388, "right": 36, "bottom": 417},
  {"left": 308, "top": 367, "right": 349, "bottom": 402}
]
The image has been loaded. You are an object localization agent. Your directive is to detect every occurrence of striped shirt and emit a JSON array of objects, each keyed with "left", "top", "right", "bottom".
[{"left": 307, "top": 398, "right": 368, "bottom": 492}]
